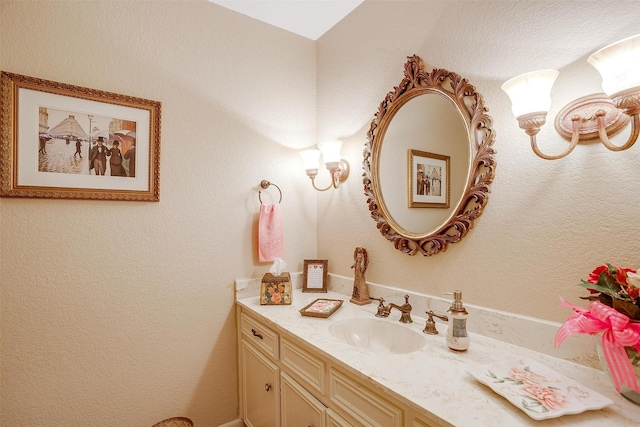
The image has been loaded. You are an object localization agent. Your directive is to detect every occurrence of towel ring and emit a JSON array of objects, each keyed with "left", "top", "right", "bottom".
[{"left": 258, "top": 180, "right": 282, "bottom": 204}]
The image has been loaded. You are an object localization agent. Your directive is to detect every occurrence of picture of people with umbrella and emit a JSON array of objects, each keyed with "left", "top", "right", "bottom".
[
  {"left": 38, "top": 108, "right": 137, "bottom": 177},
  {"left": 89, "top": 136, "right": 109, "bottom": 175},
  {"left": 116, "top": 130, "right": 136, "bottom": 177},
  {"left": 108, "top": 140, "right": 127, "bottom": 177}
]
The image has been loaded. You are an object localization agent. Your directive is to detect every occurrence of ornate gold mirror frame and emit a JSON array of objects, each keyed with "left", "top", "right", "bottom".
[{"left": 363, "top": 55, "right": 496, "bottom": 256}]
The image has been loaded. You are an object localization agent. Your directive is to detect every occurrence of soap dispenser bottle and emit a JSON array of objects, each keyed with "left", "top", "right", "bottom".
[{"left": 446, "top": 290, "right": 469, "bottom": 352}]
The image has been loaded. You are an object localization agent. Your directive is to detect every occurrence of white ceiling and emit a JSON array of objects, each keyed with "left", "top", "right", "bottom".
[{"left": 208, "top": 0, "right": 364, "bottom": 40}]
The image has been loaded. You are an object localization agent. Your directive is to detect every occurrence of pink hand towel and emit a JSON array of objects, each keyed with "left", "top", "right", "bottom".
[{"left": 258, "top": 204, "right": 284, "bottom": 262}]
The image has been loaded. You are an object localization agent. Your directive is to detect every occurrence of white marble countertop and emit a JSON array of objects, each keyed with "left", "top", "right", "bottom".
[{"left": 237, "top": 289, "right": 640, "bottom": 427}]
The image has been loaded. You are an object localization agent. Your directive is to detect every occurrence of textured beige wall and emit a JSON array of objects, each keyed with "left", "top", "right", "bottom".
[
  {"left": 4, "top": 0, "right": 640, "bottom": 425},
  {"left": 0, "top": 1, "right": 317, "bottom": 425},
  {"left": 316, "top": 0, "right": 640, "bottom": 323}
]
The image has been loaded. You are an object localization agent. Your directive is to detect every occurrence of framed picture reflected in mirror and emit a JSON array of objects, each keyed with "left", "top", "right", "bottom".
[{"left": 408, "top": 149, "right": 450, "bottom": 208}]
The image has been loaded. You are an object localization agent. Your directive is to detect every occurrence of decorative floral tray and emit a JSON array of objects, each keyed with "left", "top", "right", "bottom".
[
  {"left": 466, "top": 358, "right": 613, "bottom": 420},
  {"left": 299, "top": 298, "right": 343, "bottom": 318}
]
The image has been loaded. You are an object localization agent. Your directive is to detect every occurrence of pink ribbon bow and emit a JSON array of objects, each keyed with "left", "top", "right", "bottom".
[{"left": 554, "top": 298, "right": 640, "bottom": 393}]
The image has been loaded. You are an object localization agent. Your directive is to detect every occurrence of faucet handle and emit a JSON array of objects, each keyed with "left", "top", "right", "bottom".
[
  {"left": 400, "top": 295, "right": 412, "bottom": 323},
  {"left": 370, "top": 297, "right": 388, "bottom": 317},
  {"left": 423, "top": 310, "right": 448, "bottom": 335}
]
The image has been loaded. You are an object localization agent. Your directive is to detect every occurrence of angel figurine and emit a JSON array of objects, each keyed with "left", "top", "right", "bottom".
[{"left": 350, "top": 247, "right": 371, "bottom": 305}]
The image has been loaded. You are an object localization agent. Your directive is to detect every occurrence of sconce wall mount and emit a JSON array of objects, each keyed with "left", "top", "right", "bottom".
[
  {"left": 304, "top": 159, "right": 350, "bottom": 191},
  {"left": 554, "top": 94, "right": 628, "bottom": 141}
]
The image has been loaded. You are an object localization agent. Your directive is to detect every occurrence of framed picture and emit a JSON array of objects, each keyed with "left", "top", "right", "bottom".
[
  {"left": 302, "top": 259, "right": 328, "bottom": 293},
  {"left": 0, "top": 71, "right": 161, "bottom": 201},
  {"left": 408, "top": 149, "right": 450, "bottom": 208},
  {"left": 299, "top": 298, "right": 343, "bottom": 318}
]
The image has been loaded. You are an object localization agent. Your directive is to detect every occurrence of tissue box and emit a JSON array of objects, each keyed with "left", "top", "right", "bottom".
[{"left": 260, "top": 272, "right": 292, "bottom": 305}]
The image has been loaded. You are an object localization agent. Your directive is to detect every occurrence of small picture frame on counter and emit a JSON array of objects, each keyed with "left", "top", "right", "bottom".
[
  {"left": 302, "top": 259, "right": 328, "bottom": 293},
  {"left": 299, "top": 298, "right": 343, "bottom": 318}
]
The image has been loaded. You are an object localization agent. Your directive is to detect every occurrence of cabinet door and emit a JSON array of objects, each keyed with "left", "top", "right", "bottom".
[
  {"left": 281, "top": 372, "right": 326, "bottom": 427},
  {"left": 241, "top": 341, "right": 280, "bottom": 427},
  {"left": 328, "top": 368, "right": 403, "bottom": 427}
]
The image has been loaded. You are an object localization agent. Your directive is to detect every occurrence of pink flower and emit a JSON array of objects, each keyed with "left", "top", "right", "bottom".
[
  {"left": 522, "top": 383, "right": 568, "bottom": 410},
  {"left": 509, "top": 368, "right": 548, "bottom": 385},
  {"left": 271, "top": 291, "right": 282, "bottom": 304}
]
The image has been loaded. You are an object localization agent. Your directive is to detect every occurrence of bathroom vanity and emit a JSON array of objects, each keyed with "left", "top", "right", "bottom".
[
  {"left": 237, "top": 298, "right": 437, "bottom": 426},
  {"left": 235, "top": 281, "right": 640, "bottom": 426}
]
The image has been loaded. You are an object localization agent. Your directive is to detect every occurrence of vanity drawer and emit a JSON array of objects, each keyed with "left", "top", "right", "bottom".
[
  {"left": 329, "top": 368, "right": 403, "bottom": 427},
  {"left": 240, "top": 312, "right": 279, "bottom": 360},
  {"left": 281, "top": 336, "right": 326, "bottom": 395}
]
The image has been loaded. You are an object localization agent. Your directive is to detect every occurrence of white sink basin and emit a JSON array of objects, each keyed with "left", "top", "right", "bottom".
[{"left": 329, "top": 318, "right": 425, "bottom": 354}]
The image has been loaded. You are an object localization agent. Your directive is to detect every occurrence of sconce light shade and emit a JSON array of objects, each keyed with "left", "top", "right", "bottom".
[
  {"left": 317, "top": 140, "right": 343, "bottom": 165},
  {"left": 501, "top": 69, "right": 559, "bottom": 117},
  {"left": 588, "top": 34, "right": 640, "bottom": 96},
  {"left": 299, "top": 149, "right": 321, "bottom": 172},
  {"left": 300, "top": 140, "right": 349, "bottom": 192}
]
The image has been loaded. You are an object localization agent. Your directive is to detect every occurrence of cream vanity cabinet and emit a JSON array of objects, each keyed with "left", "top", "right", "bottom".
[{"left": 237, "top": 306, "right": 435, "bottom": 427}]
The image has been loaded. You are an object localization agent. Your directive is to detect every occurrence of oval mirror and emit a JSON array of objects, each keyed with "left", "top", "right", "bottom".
[{"left": 363, "top": 55, "right": 496, "bottom": 256}]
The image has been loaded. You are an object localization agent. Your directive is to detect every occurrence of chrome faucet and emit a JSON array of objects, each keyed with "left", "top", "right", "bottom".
[{"left": 370, "top": 295, "right": 413, "bottom": 323}]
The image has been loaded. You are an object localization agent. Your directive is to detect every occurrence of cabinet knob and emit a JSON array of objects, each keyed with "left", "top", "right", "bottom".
[
  {"left": 264, "top": 383, "right": 271, "bottom": 392},
  {"left": 251, "top": 328, "right": 264, "bottom": 339}
]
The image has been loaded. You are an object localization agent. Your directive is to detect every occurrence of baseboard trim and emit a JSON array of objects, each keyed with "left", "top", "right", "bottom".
[{"left": 217, "top": 419, "right": 244, "bottom": 427}]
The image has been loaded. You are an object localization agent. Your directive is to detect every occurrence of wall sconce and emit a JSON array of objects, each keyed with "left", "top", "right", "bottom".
[
  {"left": 299, "top": 140, "right": 350, "bottom": 191},
  {"left": 502, "top": 34, "right": 640, "bottom": 160}
]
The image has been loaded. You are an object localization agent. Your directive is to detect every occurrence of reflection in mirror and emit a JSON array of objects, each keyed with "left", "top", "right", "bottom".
[
  {"left": 363, "top": 55, "right": 496, "bottom": 256},
  {"left": 380, "top": 93, "right": 469, "bottom": 235}
]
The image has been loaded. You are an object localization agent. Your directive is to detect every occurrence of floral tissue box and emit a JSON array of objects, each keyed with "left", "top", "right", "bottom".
[{"left": 260, "top": 272, "right": 292, "bottom": 305}]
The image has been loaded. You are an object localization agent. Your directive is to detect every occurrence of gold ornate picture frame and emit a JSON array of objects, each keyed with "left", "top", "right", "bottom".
[{"left": 0, "top": 71, "right": 161, "bottom": 201}]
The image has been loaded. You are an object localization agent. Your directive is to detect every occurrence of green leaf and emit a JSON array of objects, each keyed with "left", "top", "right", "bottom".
[
  {"left": 521, "top": 398, "right": 549, "bottom": 413},
  {"left": 598, "top": 271, "right": 621, "bottom": 293},
  {"left": 579, "top": 281, "right": 624, "bottom": 300},
  {"left": 612, "top": 299, "right": 640, "bottom": 321},
  {"left": 522, "top": 397, "right": 541, "bottom": 407}
]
